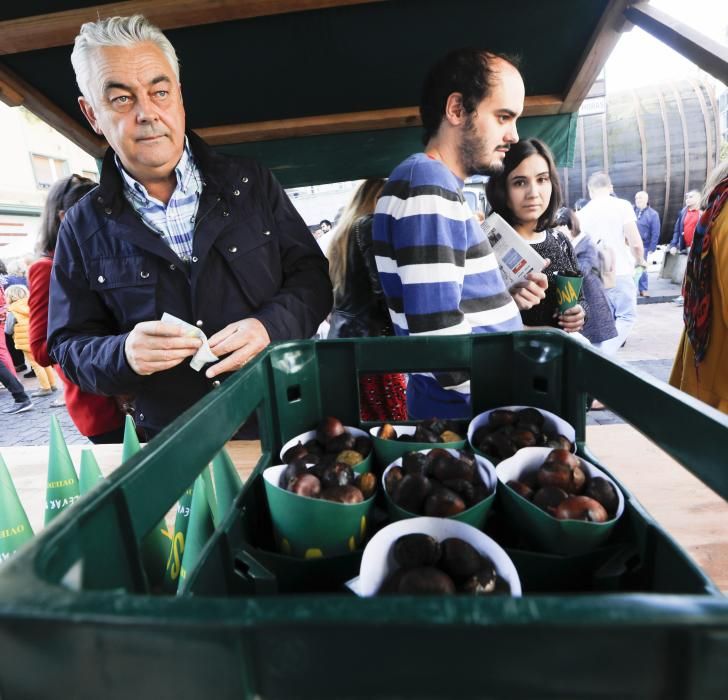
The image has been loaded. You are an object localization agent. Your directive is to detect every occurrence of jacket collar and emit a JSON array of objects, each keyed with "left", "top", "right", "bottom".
[{"left": 95, "top": 130, "right": 232, "bottom": 215}]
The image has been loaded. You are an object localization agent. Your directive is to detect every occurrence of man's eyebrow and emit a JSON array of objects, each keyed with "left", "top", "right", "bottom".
[
  {"left": 496, "top": 109, "right": 518, "bottom": 118},
  {"left": 103, "top": 75, "right": 171, "bottom": 93}
]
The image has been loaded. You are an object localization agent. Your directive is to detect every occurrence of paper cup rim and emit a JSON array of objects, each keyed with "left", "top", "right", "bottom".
[
  {"left": 280, "top": 425, "right": 370, "bottom": 463},
  {"left": 358, "top": 516, "right": 521, "bottom": 597},
  {"left": 495, "top": 446, "right": 625, "bottom": 524},
  {"left": 467, "top": 406, "right": 576, "bottom": 455},
  {"left": 264, "top": 464, "right": 376, "bottom": 507},
  {"left": 381, "top": 448, "right": 496, "bottom": 517}
]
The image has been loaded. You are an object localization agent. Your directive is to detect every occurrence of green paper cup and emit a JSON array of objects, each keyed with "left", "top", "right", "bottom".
[
  {"left": 370, "top": 425, "right": 467, "bottom": 471},
  {"left": 468, "top": 406, "right": 576, "bottom": 463},
  {"left": 356, "top": 516, "right": 521, "bottom": 597},
  {"left": 381, "top": 449, "right": 496, "bottom": 529},
  {"left": 263, "top": 464, "right": 375, "bottom": 558},
  {"left": 280, "top": 426, "right": 372, "bottom": 474},
  {"left": 496, "top": 446, "right": 625, "bottom": 555},
  {"left": 555, "top": 272, "right": 583, "bottom": 313}
]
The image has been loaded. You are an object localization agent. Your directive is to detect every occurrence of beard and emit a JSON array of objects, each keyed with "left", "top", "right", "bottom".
[{"left": 459, "top": 114, "right": 506, "bottom": 177}]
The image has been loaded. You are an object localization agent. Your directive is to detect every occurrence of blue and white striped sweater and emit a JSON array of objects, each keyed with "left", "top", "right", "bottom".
[{"left": 373, "top": 153, "right": 521, "bottom": 417}]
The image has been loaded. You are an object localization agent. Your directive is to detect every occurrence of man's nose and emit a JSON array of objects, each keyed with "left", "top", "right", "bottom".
[
  {"left": 505, "top": 122, "right": 519, "bottom": 143},
  {"left": 134, "top": 93, "right": 159, "bottom": 122}
]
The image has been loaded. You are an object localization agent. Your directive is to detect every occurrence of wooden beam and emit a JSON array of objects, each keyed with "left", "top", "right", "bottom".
[
  {"left": 195, "top": 95, "right": 565, "bottom": 145},
  {"left": 624, "top": 2, "right": 728, "bottom": 85},
  {"left": 0, "top": 63, "right": 106, "bottom": 157},
  {"left": 560, "top": 0, "right": 634, "bottom": 114},
  {"left": 0, "top": 0, "right": 386, "bottom": 55}
]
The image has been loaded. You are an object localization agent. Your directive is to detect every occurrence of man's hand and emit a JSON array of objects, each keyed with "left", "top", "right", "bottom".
[
  {"left": 206, "top": 318, "right": 270, "bottom": 378},
  {"left": 510, "top": 262, "right": 549, "bottom": 311},
  {"left": 557, "top": 304, "right": 585, "bottom": 333},
  {"left": 124, "top": 320, "right": 202, "bottom": 376}
]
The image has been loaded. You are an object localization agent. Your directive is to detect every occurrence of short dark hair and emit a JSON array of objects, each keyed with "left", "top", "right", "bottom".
[
  {"left": 319, "top": 219, "right": 332, "bottom": 227},
  {"left": 573, "top": 198, "right": 589, "bottom": 211},
  {"left": 419, "top": 48, "right": 520, "bottom": 146},
  {"left": 485, "top": 138, "right": 563, "bottom": 232},
  {"left": 556, "top": 207, "right": 580, "bottom": 236}
]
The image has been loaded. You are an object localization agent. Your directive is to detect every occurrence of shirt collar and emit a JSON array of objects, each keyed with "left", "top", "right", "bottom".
[{"left": 115, "top": 136, "right": 197, "bottom": 205}]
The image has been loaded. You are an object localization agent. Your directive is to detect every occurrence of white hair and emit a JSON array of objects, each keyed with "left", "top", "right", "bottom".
[{"left": 71, "top": 15, "right": 180, "bottom": 103}]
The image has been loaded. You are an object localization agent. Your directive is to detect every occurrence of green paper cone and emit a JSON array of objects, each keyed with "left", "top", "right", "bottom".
[
  {"left": 211, "top": 448, "right": 242, "bottom": 520},
  {"left": 201, "top": 466, "right": 218, "bottom": 527},
  {"left": 45, "top": 416, "right": 80, "bottom": 525},
  {"left": 371, "top": 425, "right": 466, "bottom": 472},
  {"left": 79, "top": 449, "right": 104, "bottom": 495},
  {"left": 0, "top": 453, "right": 34, "bottom": 564},
  {"left": 162, "top": 484, "right": 194, "bottom": 594},
  {"left": 177, "top": 475, "right": 214, "bottom": 594},
  {"left": 122, "top": 414, "right": 141, "bottom": 462},
  {"left": 555, "top": 272, "right": 583, "bottom": 313},
  {"left": 263, "top": 465, "right": 374, "bottom": 558},
  {"left": 122, "top": 415, "right": 170, "bottom": 587}
]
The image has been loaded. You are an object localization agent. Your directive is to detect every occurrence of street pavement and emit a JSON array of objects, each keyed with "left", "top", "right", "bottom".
[{"left": 0, "top": 270, "right": 685, "bottom": 447}]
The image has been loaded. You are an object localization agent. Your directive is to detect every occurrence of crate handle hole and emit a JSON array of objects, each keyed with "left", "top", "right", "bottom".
[
  {"left": 533, "top": 376, "right": 548, "bottom": 393},
  {"left": 286, "top": 385, "right": 302, "bottom": 403}
]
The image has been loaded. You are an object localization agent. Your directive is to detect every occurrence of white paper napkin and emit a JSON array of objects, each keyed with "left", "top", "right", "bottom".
[{"left": 161, "top": 312, "right": 218, "bottom": 372}]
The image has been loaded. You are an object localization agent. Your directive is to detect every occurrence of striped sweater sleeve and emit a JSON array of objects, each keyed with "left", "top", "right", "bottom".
[{"left": 373, "top": 154, "right": 521, "bottom": 339}]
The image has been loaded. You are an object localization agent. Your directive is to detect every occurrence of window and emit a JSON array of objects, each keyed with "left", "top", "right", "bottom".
[{"left": 30, "top": 154, "right": 70, "bottom": 189}]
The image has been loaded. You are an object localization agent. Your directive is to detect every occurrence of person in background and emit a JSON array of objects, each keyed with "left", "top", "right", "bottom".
[
  {"left": 670, "top": 190, "right": 701, "bottom": 255},
  {"left": 319, "top": 219, "right": 332, "bottom": 235},
  {"left": 327, "top": 178, "right": 407, "bottom": 421},
  {"left": 633, "top": 190, "right": 661, "bottom": 298},
  {"left": 48, "top": 15, "right": 331, "bottom": 440},
  {"left": 374, "top": 48, "right": 547, "bottom": 419},
  {"left": 0, "top": 259, "right": 30, "bottom": 375},
  {"left": 0, "top": 283, "right": 33, "bottom": 414},
  {"left": 28, "top": 174, "right": 127, "bottom": 442},
  {"left": 486, "top": 138, "right": 586, "bottom": 335},
  {"left": 576, "top": 172, "right": 646, "bottom": 355},
  {"left": 4, "top": 284, "right": 59, "bottom": 398},
  {"left": 555, "top": 207, "right": 617, "bottom": 346},
  {"left": 669, "top": 190, "right": 702, "bottom": 306},
  {"left": 573, "top": 198, "right": 589, "bottom": 212},
  {"left": 670, "top": 161, "right": 728, "bottom": 414}
]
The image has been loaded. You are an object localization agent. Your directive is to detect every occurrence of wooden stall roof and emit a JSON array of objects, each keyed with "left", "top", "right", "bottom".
[{"left": 0, "top": 0, "right": 637, "bottom": 186}]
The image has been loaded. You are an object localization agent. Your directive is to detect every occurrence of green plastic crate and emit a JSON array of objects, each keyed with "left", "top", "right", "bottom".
[{"left": 1, "top": 332, "right": 728, "bottom": 699}]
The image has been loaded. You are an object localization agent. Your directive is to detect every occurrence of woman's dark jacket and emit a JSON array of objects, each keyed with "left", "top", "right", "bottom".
[
  {"left": 47, "top": 131, "right": 332, "bottom": 436},
  {"left": 328, "top": 215, "right": 392, "bottom": 338}
]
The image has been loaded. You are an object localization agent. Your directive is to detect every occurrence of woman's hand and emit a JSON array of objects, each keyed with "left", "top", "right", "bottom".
[
  {"left": 509, "top": 261, "right": 549, "bottom": 311},
  {"left": 557, "top": 304, "right": 585, "bottom": 333}
]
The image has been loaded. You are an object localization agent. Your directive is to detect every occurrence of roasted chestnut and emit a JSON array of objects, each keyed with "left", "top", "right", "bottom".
[
  {"left": 316, "top": 416, "right": 346, "bottom": 443},
  {"left": 439, "top": 538, "right": 483, "bottom": 580},
  {"left": 377, "top": 423, "right": 397, "bottom": 440},
  {"left": 554, "top": 495, "right": 609, "bottom": 523},
  {"left": 289, "top": 473, "right": 321, "bottom": 499},
  {"left": 532, "top": 485, "right": 568, "bottom": 514},
  {"left": 336, "top": 449, "right": 364, "bottom": 467},
  {"left": 393, "top": 534, "right": 441, "bottom": 569},
  {"left": 320, "top": 462, "right": 355, "bottom": 489},
  {"left": 392, "top": 474, "right": 432, "bottom": 513},
  {"left": 397, "top": 566, "right": 456, "bottom": 595},
  {"left": 423, "top": 487, "right": 466, "bottom": 517},
  {"left": 506, "top": 479, "right": 533, "bottom": 500},
  {"left": 356, "top": 472, "right": 377, "bottom": 500},
  {"left": 320, "top": 484, "right": 364, "bottom": 504},
  {"left": 584, "top": 477, "right": 619, "bottom": 517}
]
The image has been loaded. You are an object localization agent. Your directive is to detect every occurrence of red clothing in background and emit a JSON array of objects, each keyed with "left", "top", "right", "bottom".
[
  {"left": 28, "top": 255, "right": 124, "bottom": 438},
  {"left": 683, "top": 209, "right": 700, "bottom": 247},
  {"left": 0, "top": 286, "right": 16, "bottom": 373}
]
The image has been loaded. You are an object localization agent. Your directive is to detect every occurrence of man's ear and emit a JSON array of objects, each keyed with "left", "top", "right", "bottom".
[
  {"left": 444, "top": 92, "right": 467, "bottom": 126},
  {"left": 78, "top": 96, "right": 103, "bottom": 135}
]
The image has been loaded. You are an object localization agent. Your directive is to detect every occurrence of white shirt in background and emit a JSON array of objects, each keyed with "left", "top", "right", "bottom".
[{"left": 576, "top": 196, "right": 637, "bottom": 276}]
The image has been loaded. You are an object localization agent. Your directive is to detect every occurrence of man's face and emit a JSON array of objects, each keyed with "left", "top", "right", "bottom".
[
  {"left": 78, "top": 42, "right": 186, "bottom": 185},
  {"left": 685, "top": 192, "right": 700, "bottom": 210},
  {"left": 635, "top": 192, "right": 648, "bottom": 209},
  {"left": 459, "top": 61, "right": 524, "bottom": 177},
  {"left": 320, "top": 222, "right": 331, "bottom": 233}
]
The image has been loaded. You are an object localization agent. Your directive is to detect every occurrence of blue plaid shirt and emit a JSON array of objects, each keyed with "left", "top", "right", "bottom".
[{"left": 116, "top": 138, "right": 202, "bottom": 262}]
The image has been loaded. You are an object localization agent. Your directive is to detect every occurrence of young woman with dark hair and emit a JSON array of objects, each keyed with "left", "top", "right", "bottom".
[
  {"left": 486, "top": 138, "right": 586, "bottom": 334},
  {"left": 28, "top": 174, "right": 127, "bottom": 442}
]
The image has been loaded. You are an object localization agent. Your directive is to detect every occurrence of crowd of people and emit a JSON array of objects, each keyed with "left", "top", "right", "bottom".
[{"left": 2, "top": 14, "right": 726, "bottom": 441}]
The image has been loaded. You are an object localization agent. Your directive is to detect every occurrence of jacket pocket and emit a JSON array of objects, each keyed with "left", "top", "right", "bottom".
[
  {"left": 88, "top": 256, "right": 158, "bottom": 326},
  {"left": 213, "top": 216, "right": 281, "bottom": 307}
]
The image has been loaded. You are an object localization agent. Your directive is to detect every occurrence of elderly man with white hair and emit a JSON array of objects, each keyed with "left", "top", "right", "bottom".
[
  {"left": 633, "top": 190, "right": 661, "bottom": 297},
  {"left": 47, "top": 15, "right": 332, "bottom": 439}
]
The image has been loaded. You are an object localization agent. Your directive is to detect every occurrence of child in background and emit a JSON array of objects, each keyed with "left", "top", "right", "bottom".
[{"left": 4, "top": 284, "right": 58, "bottom": 397}]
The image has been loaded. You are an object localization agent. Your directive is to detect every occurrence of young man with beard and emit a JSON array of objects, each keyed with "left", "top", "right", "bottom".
[{"left": 373, "top": 49, "right": 546, "bottom": 418}]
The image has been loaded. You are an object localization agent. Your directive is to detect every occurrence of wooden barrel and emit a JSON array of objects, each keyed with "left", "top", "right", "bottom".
[{"left": 561, "top": 78, "right": 721, "bottom": 244}]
